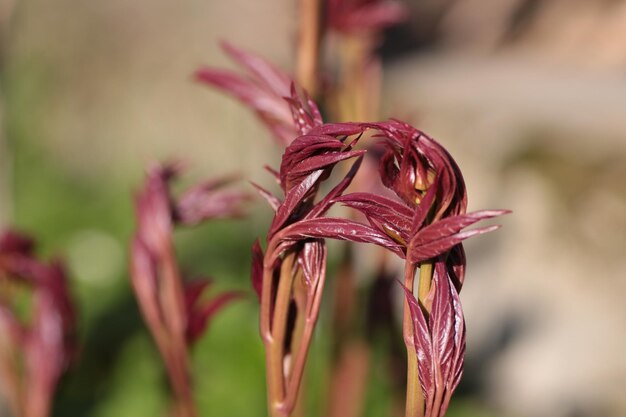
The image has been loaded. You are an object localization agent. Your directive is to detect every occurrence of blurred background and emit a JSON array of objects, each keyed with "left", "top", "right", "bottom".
[{"left": 1, "top": 0, "right": 625, "bottom": 416}]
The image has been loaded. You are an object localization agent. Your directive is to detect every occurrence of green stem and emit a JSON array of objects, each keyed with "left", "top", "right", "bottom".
[
  {"left": 418, "top": 262, "right": 433, "bottom": 305},
  {"left": 404, "top": 259, "right": 434, "bottom": 417},
  {"left": 403, "top": 259, "right": 423, "bottom": 417},
  {"left": 266, "top": 253, "right": 296, "bottom": 417}
]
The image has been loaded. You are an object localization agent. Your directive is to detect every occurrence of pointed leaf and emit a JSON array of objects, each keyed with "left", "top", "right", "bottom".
[
  {"left": 297, "top": 240, "right": 326, "bottom": 292},
  {"left": 306, "top": 156, "right": 363, "bottom": 219},
  {"left": 220, "top": 41, "right": 291, "bottom": 96},
  {"left": 429, "top": 263, "right": 466, "bottom": 416},
  {"left": 250, "top": 182, "right": 281, "bottom": 212},
  {"left": 251, "top": 240, "right": 264, "bottom": 300},
  {"left": 176, "top": 186, "right": 249, "bottom": 225},
  {"left": 307, "top": 123, "right": 366, "bottom": 137},
  {"left": 272, "top": 217, "right": 404, "bottom": 261},
  {"left": 186, "top": 291, "right": 244, "bottom": 344},
  {"left": 184, "top": 279, "right": 212, "bottom": 311},
  {"left": 269, "top": 170, "right": 323, "bottom": 237},
  {"left": 286, "top": 84, "right": 323, "bottom": 134},
  {"left": 400, "top": 283, "right": 435, "bottom": 405},
  {"left": 335, "top": 192, "right": 413, "bottom": 243},
  {"left": 290, "top": 149, "right": 366, "bottom": 176},
  {"left": 408, "top": 210, "right": 509, "bottom": 263}
]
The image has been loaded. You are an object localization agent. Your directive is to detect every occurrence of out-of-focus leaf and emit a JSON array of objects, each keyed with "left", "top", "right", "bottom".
[
  {"left": 177, "top": 184, "right": 250, "bottom": 225},
  {"left": 195, "top": 47, "right": 295, "bottom": 146},
  {"left": 0, "top": 229, "right": 77, "bottom": 417},
  {"left": 221, "top": 41, "right": 291, "bottom": 97},
  {"left": 250, "top": 182, "right": 281, "bottom": 212},
  {"left": 184, "top": 279, "right": 213, "bottom": 310},
  {"left": 251, "top": 240, "right": 264, "bottom": 300},
  {"left": 186, "top": 288, "right": 243, "bottom": 344},
  {"left": 327, "top": 0, "right": 407, "bottom": 35},
  {"left": 0, "top": 230, "right": 34, "bottom": 255}
]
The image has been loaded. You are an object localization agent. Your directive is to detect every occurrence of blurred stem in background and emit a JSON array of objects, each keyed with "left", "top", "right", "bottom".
[
  {"left": 296, "top": 0, "right": 321, "bottom": 96},
  {"left": 326, "top": 29, "right": 391, "bottom": 417},
  {"left": 0, "top": 0, "right": 16, "bottom": 225},
  {"left": 292, "top": 1, "right": 321, "bottom": 415}
]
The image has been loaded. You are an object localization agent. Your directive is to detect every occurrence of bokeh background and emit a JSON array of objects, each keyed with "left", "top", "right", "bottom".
[{"left": 1, "top": 0, "right": 625, "bottom": 416}]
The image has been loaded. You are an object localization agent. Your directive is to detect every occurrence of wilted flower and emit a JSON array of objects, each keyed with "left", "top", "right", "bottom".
[
  {"left": 130, "top": 163, "right": 247, "bottom": 417},
  {"left": 0, "top": 229, "right": 76, "bottom": 417}
]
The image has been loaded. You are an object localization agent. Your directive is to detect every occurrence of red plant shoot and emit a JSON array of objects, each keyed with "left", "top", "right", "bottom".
[
  {"left": 130, "top": 163, "right": 248, "bottom": 417},
  {"left": 0, "top": 230, "right": 76, "bottom": 417}
]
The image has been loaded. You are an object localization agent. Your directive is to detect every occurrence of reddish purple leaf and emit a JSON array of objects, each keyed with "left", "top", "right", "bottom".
[
  {"left": 0, "top": 229, "right": 77, "bottom": 417},
  {"left": 184, "top": 279, "right": 213, "bottom": 309},
  {"left": 0, "top": 230, "right": 35, "bottom": 255},
  {"left": 297, "top": 240, "right": 327, "bottom": 293},
  {"left": 447, "top": 244, "right": 466, "bottom": 290},
  {"left": 428, "top": 263, "right": 465, "bottom": 416},
  {"left": 251, "top": 240, "right": 264, "bottom": 300},
  {"left": 271, "top": 217, "right": 404, "bottom": 262},
  {"left": 186, "top": 290, "right": 244, "bottom": 344},
  {"left": 335, "top": 192, "right": 413, "bottom": 243},
  {"left": 250, "top": 182, "right": 281, "bottom": 212},
  {"left": 410, "top": 174, "right": 440, "bottom": 234},
  {"left": 305, "top": 156, "right": 363, "bottom": 219},
  {"left": 408, "top": 210, "right": 509, "bottom": 264},
  {"left": 289, "top": 149, "right": 366, "bottom": 177},
  {"left": 286, "top": 84, "right": 323, "bottom": 135},
  {"left": 280, "top": 134, "right": 345, "bottom": 187},
  {"left": 220, "top": 41, "right": 291, "bottom": 97},
  {"left": 195, "top": 47, "right": 296, "bottom": 146},
  {"left": 307, "top": 122, "right": 366, "bottom": 137},
  {"left": 327, "top": 0, "right": 407, "bottom": 34},
  {"left": 401, "top": 283, "right": 435, "bottom": 403},
  {"left": 176, "top": 184, "right": 249, "bottom": 225},
  {"left": 269, "top": 170, "right": 323, "bottom": 238},
  {"left": 134, "top": 164, "right": 175, "bottom": 256}
]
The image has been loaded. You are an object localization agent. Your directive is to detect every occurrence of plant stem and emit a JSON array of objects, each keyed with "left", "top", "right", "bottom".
[
  {"left": 404, "top": 261, "right": 434, "bottom": 417},
  {"left": 296, "top": 0, "right": 321, "bottom": 95},
  {"left": 403, "top": 259, "right": 424, "bottom": 417},
  {"left": 289, "top": 270, "right": 307, "bottom": 417},
  {"left": 160, "top": 246, "right": 197, "bottom": 417},
  {"left": 417, "top": 263, "right": 433, "bottom": 305},
  {"left": 266, "top": 253, "right": 296, "bottom": 417}
]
